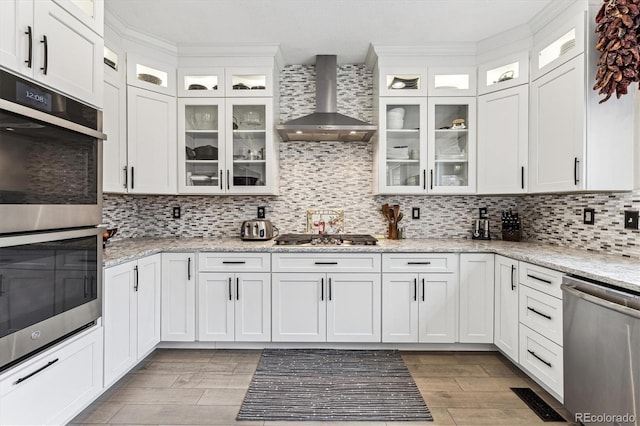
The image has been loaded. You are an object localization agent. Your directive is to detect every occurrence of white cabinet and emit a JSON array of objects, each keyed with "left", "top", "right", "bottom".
[
  {"left": 126, "top": 53, "right": 176, "bottom": 96},
  {"left": 0, "top": 0, "right": 103, "bottom": 107},
  {"left": 427, "top": 97, "right": 476, "bottom": 193},
  {"left": 103, "top": 255, "right": 161, "bottom": 386},
  {"left": 127, "top": 86, "right": 177, "bottom": 194},
  {"left": 478, "top": 51, "right": 529, "bottom": 95},
  {"left": 178, "top": 67, "right": 225, "bottom": 97},
  {"left": 161, "top": 253, "right": 195, "bottom": 342},
  {"left": 494, "top": 255, "right": 519, "bottom": 362},
  {"left": 0, "top": 324, "right": 103, "bottom": 426},
  {"left": 377, "top": 67, "right": 427, "bottom": 97},
  {"left": 477, "top": 85, "right": 528, "bottom": 194},
  {"left": 459, "top": 253, "right": 494, "bottom": 343},
  {"left": 427, "top": 67, "right": 477, "bottom": 97},
  {"left": 225, "top": 67, "right": 275, "bottom": 97},
  {"left": 198, "top": 252, "right": 271, "bottom": 342},
  {"left": 382, "top": 253, "right": 458, "bottom": 343},
  {"left": 271, "top": 253, "right": 381, "bottom": 343},
  {"left": 102, "top": 44, "right": 127, "bottom": 193},
  {"left": 52, "top": 0, "right": 104, "bottom": 36}
]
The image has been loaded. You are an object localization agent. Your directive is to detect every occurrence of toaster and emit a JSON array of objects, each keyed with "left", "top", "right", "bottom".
[{"left": 240, "top": 219, "right": 277, "bottom": 240}]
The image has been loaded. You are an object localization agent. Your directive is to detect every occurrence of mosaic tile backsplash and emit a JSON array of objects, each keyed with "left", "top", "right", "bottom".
[{"left": 103, "top": 64, "right": 640, "bottom": 259}]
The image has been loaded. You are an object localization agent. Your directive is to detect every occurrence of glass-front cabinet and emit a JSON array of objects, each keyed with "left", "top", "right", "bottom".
[
  {"left": 178, "top": 68, "right": 225, "bottom": 97},
  {"left": 178, "top": 98, "right": 275, "bottom": 194},
  {"left": 427, "top": 97, "right": 476, "bottom": 193},
  {"left": 377, "top": 98, "right": 427, "bottom": 194}
]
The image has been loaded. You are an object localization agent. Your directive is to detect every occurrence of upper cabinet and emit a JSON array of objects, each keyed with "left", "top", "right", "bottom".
[
  {"left": 226, "top": 67, "right": 274, "bottom": 97},
  {"left": 427, "top": 67, "right": 476, "bottom": 97},
  {"left": 178, "top": 67, "right": 225, "bottom": 97},
  {"left": 377, "top": 67, "right": 427, "bottom": 97},
  {"left": 52, "top": 0, "right": 104, "bottom": 36},
  {"left": 478, "top": 52, "right": 529, "bottom": 95},
  {"left": 127, "top": 53, "right": 176, "bottom": 96},
  {"left": 0, "top": 0, "right": 103, "bottom": 107}
]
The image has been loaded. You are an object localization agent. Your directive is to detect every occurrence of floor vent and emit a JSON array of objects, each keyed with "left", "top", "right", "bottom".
[{"left": 511, "top": 387, "right": 566, "bottom": 422}]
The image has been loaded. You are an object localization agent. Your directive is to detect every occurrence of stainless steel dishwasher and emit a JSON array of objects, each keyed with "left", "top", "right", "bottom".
[{"left": 562, "top": 276, "right": 639, "bottom": 426}]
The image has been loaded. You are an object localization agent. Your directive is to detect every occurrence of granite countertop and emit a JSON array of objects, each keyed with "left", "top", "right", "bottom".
[{"left": 103, "top": 237, "right": 640, "bottom": 292}]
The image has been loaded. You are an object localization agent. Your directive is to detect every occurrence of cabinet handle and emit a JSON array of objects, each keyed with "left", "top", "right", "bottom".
[
  {"left": 131, "top": 166, "right": 135, "bottom": 189},
  {"left": 430, "top": 169, "right": 434, "bottom": 190},
  {"left": 83, "top": 275, "right": 88, "bottom": 298},
  {"left": 123, "top": 166, "right": 128, "bottom": 189},
  {"left": 527, "top": 274, "right": 552, "bottom": 284},
  {"left": 321, "top": 277, "right": 324, "bottom": 301},
  {"left": 222, "top": 261, "right": 246, "bottom": 264},
  {"left": 314, "top": 261, "right": 338, "bottom": 265},
  {"left": 527, "top": 349, "right": 552, "bottom": 368},
  {"left": 219, "top": 170, "right": 223, "bottom": 190},
  {"left": 24, "top": 26, "right": 32, "bottom": 68},
  {"left": 421, "top": 278, "right": 425, "bottom": 301},
  {"left": 14, "top": 359, "right": 59, "bottom": 385},
  {"left": 407, "top": 261, "right": 431, "bottom": 265},
  {"left": 134, "top": 265, "right": 139, "bottom": 292},
  {"left": 228, "top": 277, "right": 232, "bottom": 301},
  {"left": 527, "top": 306, "right": 551, "bottom": 320},
  {"left": 511, "top": 265, "right": 516, "bottom": 290},
  {"left": 413, "top": 278, "right": 417, "bottom": 301},
  {"left": 187, "top": 257, "right": 191, "bottom": 280},
  {"left": 422, "top": 169, "right": 426, "bottom": 190},
  {"left": 574, "top": 157, "right": 579, "bottom": 185},
  {"left": 40, "top": 35, "right": 48, "bottom": 75},
  {"left": 236, "top": 277, "right": 239, "bottom": 301},
  {"left": 328, "top": 277, "right": 332, "bottom": 301},
  {"left": 0, "top": 274, "right": 5, "bottom": 296},
  {"left": 227, "top": 169, "right": 230, "bottom": 190},
  {"left": 521, "top": 166, "right": 525, "bottom": 190}
]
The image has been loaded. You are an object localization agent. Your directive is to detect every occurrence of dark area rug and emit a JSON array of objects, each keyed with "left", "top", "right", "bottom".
[{"left": 237, "top": 348, "right": 432, "bottom": 421}]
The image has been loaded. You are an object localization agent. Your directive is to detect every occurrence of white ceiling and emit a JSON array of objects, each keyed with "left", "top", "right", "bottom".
[{"left": 105, "top": 0, "right": 561, "bottom": 65}]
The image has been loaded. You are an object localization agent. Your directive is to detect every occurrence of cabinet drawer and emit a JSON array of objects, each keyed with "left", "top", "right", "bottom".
[
  {"left": 0, "top": 325, "right": 103, "bottom": 425},
  {"left": 199, "top": 252, "right": 270, "bottom": 272},
  {"left": 519, "top": 262, "right": 564, "bottom": 298},
  {"left": 519, "top": 285, "right": 562, "bottom": 346},
  {"left": 519, "top": 324, "right": 563, "bottom": 399},
  {"left": 382, "top": 253, "right": 458, "bottom": 273},
  {"left": 272, "top": 253, "right": 381, "bottom": 273}
]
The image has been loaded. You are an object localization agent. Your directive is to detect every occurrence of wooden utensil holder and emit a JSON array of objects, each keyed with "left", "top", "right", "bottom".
[{"left": 388, "top": 223, "right": 399, "bottom": 240}]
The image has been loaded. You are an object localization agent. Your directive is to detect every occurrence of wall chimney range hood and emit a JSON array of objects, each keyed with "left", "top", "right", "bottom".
[{"left": 276, "top": 55, "right": 377, "bottom": 142}]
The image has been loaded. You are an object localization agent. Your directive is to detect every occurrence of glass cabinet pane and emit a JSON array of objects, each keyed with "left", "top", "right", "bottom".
[
  {"left": 232, "top": 104, "right": 267, "bottom": 187},
  {"left": 136, "top": 64, "right": 168, "bottom": 88},
  {"left": 184, "top": 105, "right": 220, "bottom": 188},
  {"left": 104, "top": 46, "right": 118, "bottom": 71},
  {"left": 231, "top": 74, "right": 267, "bottom": 91},
  {"left": 71, "top": 0, "right": 95, "bottom": 18},
  {"left": 183, "top": 75, "right": 220, "bottom": 93},
  {"left": 538, "top": 28, "right": 576, "bottom": 70},
  {"left": 385, "top": 103, "right": 422, "bottom": 187},
  {"left": 385, "top": 74, "right": 421, "bottom": 92},
  {"left": 433, "top": 104, "right": 469, "bottom": 187},
  {"left": 486, "top": 61, "right": 519, "bottom": 88},
  {"left": 434, "top": 74, "right": 469, "bottom": 90}
]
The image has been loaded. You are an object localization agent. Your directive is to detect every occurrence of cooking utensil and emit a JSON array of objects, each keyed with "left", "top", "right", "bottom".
[{"left": 102, "top": 228, "right": 118, "bottom": 248}]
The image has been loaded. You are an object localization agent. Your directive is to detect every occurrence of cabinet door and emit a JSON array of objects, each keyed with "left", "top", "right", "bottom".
[
  {"left": 427, "top": 97, "right": 476, "bottom": 193},
  {"left": 198, "top": 273, "right": 234, "bottom": 341},
  {"left": 459, "top": 254, "right": 494, "bottom": 343},
  {"left": 272, "top": 273, "right": 325, "bottom": 342},
  {"left": 127, "top": 87, "right": 177, "bottom": 194},
  {"left": 529, "top": 55, "right": 584, "bottom": 193},
  {"left": 161, "top": 253, "right": 195, "bottom": 341},
  {"left": 235, "top": 273, "right": 270, "bottom": 342},
  {"left": 51, "top": 0, "right": 104, "bottom": 36},
  {"left": 376, "top": 98, "right": 427, "bottom": 194},
  {"left": 33, "top": 0, "right": 103, "bottom": 107},
  {"left": 477, "top": 85, "right": 528, "bottom": 194},
  {"left": 103, "top": 261, "right": 136, "bottom": 387},
  {"left": 178, "top": 98, "right": 226, "bottom": 194},
  {"left": 103, "top": 66, "right": 128, "bottom": 193},
  {"left": 327, "top": 273, "right": 381, "bottom": 342},
  {"left": 494, "top": 255, "right": 519, "bottom": 362},
  {"left": 225, "top": 98, "right": 275, "bottom": 194},
  {"left": 136, "top": 254, "right": 161, "bottom": 356},
  {"left": 382, "top": 273, "right": 419, "bottom": 342},
  {"left": 418, "top": 273, "right": 458, "bottom": 343},
  {"left": 0, "top": 0, "right": 32, "bottom": 77}
]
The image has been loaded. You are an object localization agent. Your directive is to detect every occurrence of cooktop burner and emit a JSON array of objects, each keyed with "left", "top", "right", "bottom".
[{"left": 274, "top": 234, "right": 378, "bottom": 246}]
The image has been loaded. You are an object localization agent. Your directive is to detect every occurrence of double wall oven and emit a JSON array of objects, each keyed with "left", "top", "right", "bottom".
[{"left": 0, "top": 69, "right": 106, "bottom": 371}]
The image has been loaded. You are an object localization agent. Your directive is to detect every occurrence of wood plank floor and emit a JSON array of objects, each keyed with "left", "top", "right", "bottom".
[{"left": 71, "top": 349, "right": 576, "bottom": 425}]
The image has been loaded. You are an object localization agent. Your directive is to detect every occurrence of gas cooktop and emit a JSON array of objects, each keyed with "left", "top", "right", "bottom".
[{"left": 274, "top": 234, "right": 378, "bottom": 246}]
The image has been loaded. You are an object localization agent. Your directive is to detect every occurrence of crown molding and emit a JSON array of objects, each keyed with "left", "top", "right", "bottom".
[
  {"left": 529, "top": 0, "right": 583, "bottom": 33},
  {"left": 177, "top": 43, "right": 284, "bottom": 70}
]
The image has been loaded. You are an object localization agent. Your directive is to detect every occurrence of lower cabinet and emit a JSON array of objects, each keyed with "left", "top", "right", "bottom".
[
  {"left": 161, "top": 253, "right": 196, "bottom": 342},
  {"left": 459, "top": 253, "right": 495, "bottom": 343},
  {"left": 198, "top": 272, "right": 271, "bottom": 342},
  {"left": 103, "top": 254, "right": 161, "bottom": 386},
  {"left": 494, "top": 255, "right": 519, "bottom": 362},
  {"left": 272, "top": 272, "right": 381, "bottom": 342},
  {"left": 381, "top": 253, "right": 459, "bottom": 343},
  {"left": 0, "top": 325, "right": 103, "bottom": 426}
]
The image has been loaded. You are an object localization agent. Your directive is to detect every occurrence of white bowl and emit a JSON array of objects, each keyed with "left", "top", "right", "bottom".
[
  {"left": 387, "top": 119, "right": 404, "bottom": 129},
  {"left": 388, "top": 107, "right": 405, "bottom": 117}
]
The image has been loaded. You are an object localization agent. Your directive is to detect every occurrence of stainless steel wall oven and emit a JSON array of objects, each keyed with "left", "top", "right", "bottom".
[{"left": 0, "top": 69, "right": 105, "bottom": 234}]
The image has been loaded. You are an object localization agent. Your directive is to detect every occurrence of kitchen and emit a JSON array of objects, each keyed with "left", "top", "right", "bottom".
[{"left": 1, "top": 0, "right": 639, "bottom": 424}]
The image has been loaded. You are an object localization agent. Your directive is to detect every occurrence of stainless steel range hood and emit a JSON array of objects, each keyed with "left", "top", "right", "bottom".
[{"left": 276, "top": 55, "right": 377, "bottom": 142}]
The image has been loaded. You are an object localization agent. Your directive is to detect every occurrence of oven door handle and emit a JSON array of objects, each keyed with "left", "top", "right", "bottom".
[
  {"left": 0, "top": 274, "right": 4, "bottom": 296},
  {"left": 561, "top": 284, "right": 640, "bottom": 319},
  {"left": 0, "top": 99, "right": 107, "bottom": 140}
]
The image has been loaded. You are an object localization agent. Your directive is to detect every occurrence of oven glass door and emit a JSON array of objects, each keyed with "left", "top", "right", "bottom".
[{"left": 0, "top": 234, "right": 98, "bottom": 339}]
